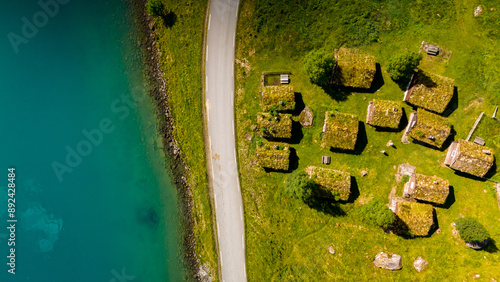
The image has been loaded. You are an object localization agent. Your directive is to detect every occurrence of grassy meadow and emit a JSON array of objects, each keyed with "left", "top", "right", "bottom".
[
  {"left": 151, "top": 0, "right": 218, "bottom": 278},
  {"left": 234, "top": 0, "right": 500, "bottom": 280}
]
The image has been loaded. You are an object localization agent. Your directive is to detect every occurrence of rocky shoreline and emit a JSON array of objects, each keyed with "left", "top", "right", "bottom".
[{"left": 128, "top": 0, "right": 200, "bottom": 279}]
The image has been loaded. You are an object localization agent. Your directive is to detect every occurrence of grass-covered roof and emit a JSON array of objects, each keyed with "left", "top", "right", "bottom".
[
  {"left": 256, "top": 142, "right": 290, "bottom": 171},
  {"left": 397, "top": 201, "right": 434, "bottom": 236},
  {"left": 261, "top": 85, "right": 295, "bottom": 111},
  {"left": 448, "top": 140, "right": 494, "bottom": 177},
  {"left": 406, "top": 70, "right": 454, "bottom": 114},
  {"left": 322, "top": 111, "right": 359, "bottom": 151},
  {"left": 408, "top": 109, "right": 452, "bottom": 148},
  {"left": 366, "top": 99, "right": 403, "bottom": 129},
  {"left": 412, "top": 173, "right": 450, "bottom": 205},
  {"left": 257, "top": 112, "right": 292, "bottom": 139},
  {"left": 332, "top": 48, "right": 376, "bottom": 89},
  {"left": 305, "top": 166, "right": 351, "bottom": 201}
]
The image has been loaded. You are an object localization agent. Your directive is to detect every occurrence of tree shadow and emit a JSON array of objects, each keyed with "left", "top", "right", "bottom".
[
  {"left": 484, "top": 239, "right": 499, "bottom": 253},
  {"left": 322, "top": 85, "right": 351, "bottom": 102},
  {"left": 292, "top": 92, "right": 305, "bottom": 115},
  {"left": 442, "top": 87, "right": 459, "bottom": 117},
  {"left": 161, "top": 11, "right": 177, "bottom": 28},
  {"left": 306, "top": 197, "right": 346, "bottom": 217}
]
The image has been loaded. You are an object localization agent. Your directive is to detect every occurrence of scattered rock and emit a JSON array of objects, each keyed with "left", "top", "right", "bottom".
[
  {"left": 413, "top": 256, "right": 428, "bottom": 272},
  {"left": 299, "top": 106, "right": 314, "bottom": 127},
  {"left": 386, "top": 140, "right": 394, "bottom": 147},
  {"left": 373, "top": 252, "right": 402, "bottom": 271},
  {"left": 361, "top": 170, "right": 368, "bottom": 177},
  {"left": 245, "top": 132, "right": 254, "bottom": 141},
  {"left": 465, "top": 238, "right": 490, "bottom": 250},
  {"left": 436, "top": 228, "right": 441, "bottom": 234},
  {"left": 484, "top": 189, "right": 488, "bottom": 193},
  {"left": 474, "top": 5, "right": 483, "bottom": 17},
  {"left": 250, "top": 124, "right": 258, "bottom": 131},
  {"left": 328, "top": 245, "right": 335, "bottom": 254}
]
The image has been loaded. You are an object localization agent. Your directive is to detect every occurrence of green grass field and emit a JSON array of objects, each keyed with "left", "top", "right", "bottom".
[
  {"left": 235, "top": 0, "right": 500, "bottom": 280},
  {"left": 151, "top": 0, "right": 218, "bottom": 279}
]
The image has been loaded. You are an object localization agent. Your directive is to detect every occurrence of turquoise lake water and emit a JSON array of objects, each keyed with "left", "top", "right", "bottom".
[{"left": 0, "top": 1, "right": 186, "bottom": 281}]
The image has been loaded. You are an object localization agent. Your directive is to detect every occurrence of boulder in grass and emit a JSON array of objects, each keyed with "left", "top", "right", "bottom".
[
  {"left": 299, "top": 106, "right": 314, "bottom": 127},
  {"left": 413, "top": 256, "right": 428, "bottom": 272},
  {"left": 373, "top": 252, "right": 402, "bottom": 271}
]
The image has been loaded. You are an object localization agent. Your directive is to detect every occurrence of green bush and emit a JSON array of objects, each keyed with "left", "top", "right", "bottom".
[
  {"left": 257, "top": 141, "right": 263, "bottom": 147},
  {"left": 358, "top": 199, "right": 396, "bottom": 229},
  {"left": 303, "top": 50, "right": 336, "bottom": 86},
  {"left": 455, "top": 217, "right": 490, "bottom": 243},
  {"left": 402, "top": 175, "right": 410, "bottom": 183},
  {"left": 386, "top": 51, "right": 422, "bottom": 81},
  {"left": 146, "top": 0, "right": 166, "bottom": 17},
  {"left": 285, "top": 171, "right": 316, "bottom": 203}
]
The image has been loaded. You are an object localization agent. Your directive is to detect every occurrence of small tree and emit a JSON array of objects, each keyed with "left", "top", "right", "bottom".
[
  {"left": 303, "top": 50, "right": 335, "bottom": 86},
  {"left": 285, "top": 171, "right": 316, "bottom": 203},
  {"left": 386, "top": 51, "right": 422, "bottom": 81},
  {"left": 455, "top": 217, "right": 490, "bottom": 243},
  {"left": 146, "top": 0, "right": 166, "bottom": 18},
  {"left": 358, "top": 199, "right": 395, "bottom": 229}
]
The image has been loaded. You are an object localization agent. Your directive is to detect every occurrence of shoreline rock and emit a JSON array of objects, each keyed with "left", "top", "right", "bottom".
[{"left": 128, "top": 0, "right": 201, "bottom": 279}]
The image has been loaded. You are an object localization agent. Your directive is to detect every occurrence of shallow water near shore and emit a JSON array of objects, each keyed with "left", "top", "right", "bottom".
[{"left": 0, "top": 1, "right": 186, "bottom": 281}]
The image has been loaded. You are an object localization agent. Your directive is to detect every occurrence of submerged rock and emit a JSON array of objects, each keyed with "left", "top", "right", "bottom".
[{"left": 374, "top": 252, "right": 402, "bottom": 270}]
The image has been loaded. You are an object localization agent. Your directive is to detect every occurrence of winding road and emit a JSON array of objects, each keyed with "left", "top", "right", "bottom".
[{"left": 204, "top": 0, "right": 246, "bottom": 281}]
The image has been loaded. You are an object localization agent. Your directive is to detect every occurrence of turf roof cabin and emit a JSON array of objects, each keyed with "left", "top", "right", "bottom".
[
  {"left": 261, "top": 85, "right": 296, "bottom": 111},
  {"left": 305, "top": 166, "right": 351, "bottom": 201},
  {"left": 332, "top": 48, "right": 376, "bottom": 89},
  {"left": 403, "top": 173, "right": 450, "bottom": 205},
  {"left": 444, "top": 140, "right": 495, "bottom": 177},
  {"left": 256, "top": 142, "right": 290, "bottom": 171},
  {"left": 407, "top": 109, "right": 452, "bottom": 149},
  {"left": 257, "top": 112, "right": 292, "bottom": 139},
  {"left": 404, "top": 70, "right": 454, "bottom": 114},
  {"left": 395, "top": 201, "right": 435, "bottom": 236},
  {"left": 366, "top": 99, "right": 403, "bottom": 129},
  {"left": 322, "top": 111, "right": 359, "bottom": 151}
]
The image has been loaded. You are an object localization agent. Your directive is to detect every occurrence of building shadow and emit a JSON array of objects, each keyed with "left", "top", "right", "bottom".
[
  {"left": 369, "top": 63, "right": 385, "bottom": 92},
  {"left": 343, "top": 176, "right": 360, "bottom": 203},
  {"left": 442, "top": 87, "right": 459, "bottom": 117},
  {"left": 288, "top": 147, "right": 299, "bottom": 171},
  {"left": 355, "top": 122, "right": 368, "bottom": 155},
  {"left": 441, "top": 186, "right": 455, "bottom": 209},
  {"left": 292, "top": 92, "right": 305, "bottom": 115},
  {"left": 289, "top": 121, "right": 304, "bottom": 144}
]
